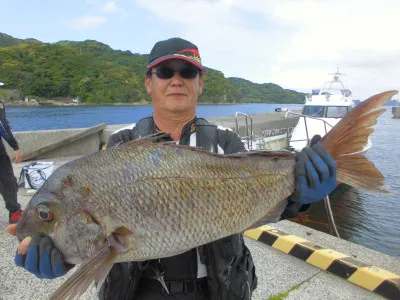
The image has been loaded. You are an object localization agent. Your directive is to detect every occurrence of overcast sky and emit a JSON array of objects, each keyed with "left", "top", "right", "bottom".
[{"left": 1, "top": 0, "right": 399, "bottom": 100}]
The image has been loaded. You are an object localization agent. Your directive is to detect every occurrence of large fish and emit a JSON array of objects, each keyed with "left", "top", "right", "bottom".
[{"left": 16, "top": 91, "right": 397, "bottom": 300}]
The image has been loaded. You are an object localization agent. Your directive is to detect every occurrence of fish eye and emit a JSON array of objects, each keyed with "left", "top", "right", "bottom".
[{"left": 37, "top": 204, "right": 54, "bottom": 222}]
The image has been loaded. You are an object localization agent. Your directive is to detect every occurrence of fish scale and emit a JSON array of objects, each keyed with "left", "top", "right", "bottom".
[{"left": 64, "top": 146, "right": 293, "bottom": 258}]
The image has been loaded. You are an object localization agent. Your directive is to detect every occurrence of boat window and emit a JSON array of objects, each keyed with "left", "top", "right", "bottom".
[
  {"left": 303, "top": 106, "right": 325, "bottom": 117},
  {"left": 326, "top": 106, "right": 349, "bottom": 118},
  {"left": 312, "top": 89, "right": 320, "bottom": 95},
  {"left": 320, "top": 88, "right": 342, "bottom": 95}
]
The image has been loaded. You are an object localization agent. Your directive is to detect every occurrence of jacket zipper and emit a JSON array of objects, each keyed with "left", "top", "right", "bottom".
[
  {"left": 206, "top": 244, "right": 221, "bottom": 300},
  {"left": 244, "top": 250, "right": 251, "bottom": 300},
  {"left": 124, "top": 262, "right": 134, "bottom": 300},
  {"left": 245, "top": 270, "right": 251, "bottom": 299}
]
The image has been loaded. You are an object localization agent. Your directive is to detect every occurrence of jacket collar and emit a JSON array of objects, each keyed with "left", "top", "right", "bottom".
[{"left": 153, "top": 117, "right": 197, "bottom": 143}]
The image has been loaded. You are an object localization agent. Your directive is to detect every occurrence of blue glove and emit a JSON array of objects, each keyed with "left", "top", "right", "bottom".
[
  {"left": 295, "top": 136, "right": 337, "bottom": 204},
  {"left": 15, "top": 235, "right": 74, "bottom": 279}
]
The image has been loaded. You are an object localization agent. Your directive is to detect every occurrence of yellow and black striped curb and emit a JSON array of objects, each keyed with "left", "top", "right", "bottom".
[{"left": 244, "top": 225, "right": 400, "bottom": 300}]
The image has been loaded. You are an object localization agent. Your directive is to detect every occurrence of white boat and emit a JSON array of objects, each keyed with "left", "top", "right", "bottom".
[{"left": 286, "top": 68, "right": 372, "bottom": 153}]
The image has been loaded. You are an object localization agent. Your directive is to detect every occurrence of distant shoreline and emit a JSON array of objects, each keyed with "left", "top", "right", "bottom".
[
  {"left": 6, "top": 101, "right": 300, "bottom": 107},
  {"left": 5, "top": 100, "right": 150, "bottom": 107}
]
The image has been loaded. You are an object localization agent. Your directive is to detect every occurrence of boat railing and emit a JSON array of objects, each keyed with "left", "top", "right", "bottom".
[
  {"left": 251, "top": 127, "right": 295, "bottom": 150},
  {"left": 284, "top": 111, "right": 334, "bottom": 146},
  {"left": 235, "top": 112, "right": 253, "bottom": 150},
  {"left": 235, "top": 111, "right": 296, "bottom": 150}
]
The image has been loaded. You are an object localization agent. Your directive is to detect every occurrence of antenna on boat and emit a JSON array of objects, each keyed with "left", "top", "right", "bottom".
[
  {"left": 329, "top": 67, "right": 345, "bottom": 82},
  {"left": 328, "top": 67, "right": 347, "bottom": 90}
]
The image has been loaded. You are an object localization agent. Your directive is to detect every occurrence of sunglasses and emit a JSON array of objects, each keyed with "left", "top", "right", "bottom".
[{"left": 152, "top": 66, "right": 199, "bottom": 79}]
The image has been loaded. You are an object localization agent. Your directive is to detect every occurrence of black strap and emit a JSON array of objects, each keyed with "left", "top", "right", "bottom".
[
  {"left": 135, "top": 117, "right": 219, "bottom": 153},
  {"left": 195, "top": 118, "right": 219, "bottom": 153},
  {"left": 139, "top": 278, "right": 208, "bottom": 296},
  {"left": 17, "top": 168, "right": 25, "bottom": 188}
]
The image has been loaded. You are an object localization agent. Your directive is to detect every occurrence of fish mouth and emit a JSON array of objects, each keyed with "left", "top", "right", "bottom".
[
  {"left": 16, "top": 232, "right": 28, "bottom": 243},
  {"left": 16, "top": 211, "right": 34, "bottom": 242}
]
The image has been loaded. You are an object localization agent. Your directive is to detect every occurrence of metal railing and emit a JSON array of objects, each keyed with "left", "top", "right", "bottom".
[
  {"left": 235, "top": 112, "right": 253, "bottom": 150},
  {"left": 235, "top": 111, "right": 295, "bottom": 150},
  {"left": 250, "top": 127, "right": 294, "bottom": 150},
  {"left": 284, "top": 111, "right": 334, "bottom": 147}
]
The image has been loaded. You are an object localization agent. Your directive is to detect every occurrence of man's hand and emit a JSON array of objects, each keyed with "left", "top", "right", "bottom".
[
  {"left": 6, "top": 224, "right": 73, "bottom": 279},
  {"left": 294, "top": 136, "right": 337, "bottom": 204},
  {"left": 14, "top": 149, "right": 22, "bottom": 164}
]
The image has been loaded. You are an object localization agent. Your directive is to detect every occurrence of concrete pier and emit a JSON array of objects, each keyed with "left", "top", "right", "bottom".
[{"left": 392, "top": 106, "right": 400, "bottom": 118}]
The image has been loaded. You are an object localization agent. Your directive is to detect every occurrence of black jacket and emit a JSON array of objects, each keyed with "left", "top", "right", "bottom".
[
  {"left": 0, "top": 101, "right": 19, "bottom": 155},
  {"left": 100, "top": 116, "right": 258, "bottom": 300}
]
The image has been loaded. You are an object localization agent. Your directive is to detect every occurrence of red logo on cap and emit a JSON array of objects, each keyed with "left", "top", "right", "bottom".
[
  {"left": 178, "top": 48, "right": 201, "bottom": 56},
  {"left": 174, "top": 48, "right": 201, "bottom": 64}
]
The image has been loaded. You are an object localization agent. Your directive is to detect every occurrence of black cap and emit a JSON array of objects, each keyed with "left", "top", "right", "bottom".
[{"left": 147, "top": 37, "right": 206, "bottom": 72}]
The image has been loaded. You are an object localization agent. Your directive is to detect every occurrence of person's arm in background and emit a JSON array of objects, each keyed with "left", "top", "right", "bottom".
[
  {"left": 105, "top": 128, "right": 136, "bottom": 149},
  {"left": 0, "top": 101, "right": 22, "bottom": 163}
]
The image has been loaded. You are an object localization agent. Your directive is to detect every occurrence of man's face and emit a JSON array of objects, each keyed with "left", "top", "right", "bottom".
[{"left": 145, "top": 59, "right": 203, "bottom": 115}]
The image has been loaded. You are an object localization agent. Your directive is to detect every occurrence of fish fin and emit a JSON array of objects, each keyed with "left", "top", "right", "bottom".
[
  {"left": 321, "top": 90, "right": 398, "bottom": 193},
  {"left": 236, "top": 150, "right": 296, "bottom": 159},
  {"left": 247, "top": 199, "right": 288, "bottom": 229},
  {"left": 118, "top": 132, "right": 173, "bottom": 148},
  {"left": 49, "top": 245, "right": 117, "bottom": 300},
  {"left": 49, "top": 230, "right": 130, "bottom": 300}
]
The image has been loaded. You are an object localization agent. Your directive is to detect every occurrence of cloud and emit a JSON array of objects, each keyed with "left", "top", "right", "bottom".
[
  {"left": 99, "top": 1, "right": 129, "bottom": 20},
  {"left": 101, "top": 1, "right": 120, "bottom": 14},
  {"left": 66, "top": 15, "right": 107, "bottom": 30},
  {"left": 135, "top": 0, "right": 400, "bottom": 99}
]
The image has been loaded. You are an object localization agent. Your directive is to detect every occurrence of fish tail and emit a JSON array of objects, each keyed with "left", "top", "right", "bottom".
[{"left": 320, "top": 90, "right": 398, "bottom": 193}]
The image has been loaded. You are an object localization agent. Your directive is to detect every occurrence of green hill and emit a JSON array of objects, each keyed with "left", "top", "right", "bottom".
[
  {"left": 229, "top": 77, "right": 305, "bottom": 104},
  {"left": 0, "top": 33, "right": 42, "bottom": 48},
  {"left": 0, "top": 33, "right": 305, "bottom": 104}
]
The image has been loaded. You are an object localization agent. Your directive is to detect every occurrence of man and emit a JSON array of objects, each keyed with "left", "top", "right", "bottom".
[
  {"left": 0, "top": 99, "right": 23, "bottom": 224},
  {"left": 8, "top": 38, "right": 336, "bottom": 299}
]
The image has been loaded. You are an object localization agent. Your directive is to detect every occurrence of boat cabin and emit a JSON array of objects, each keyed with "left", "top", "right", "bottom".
[
  {"left": 287, "top": 69, "right": 361, "bottom": 151},
  {"left": 302, "top": 105, "right": 351, "bottom": 118}
]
